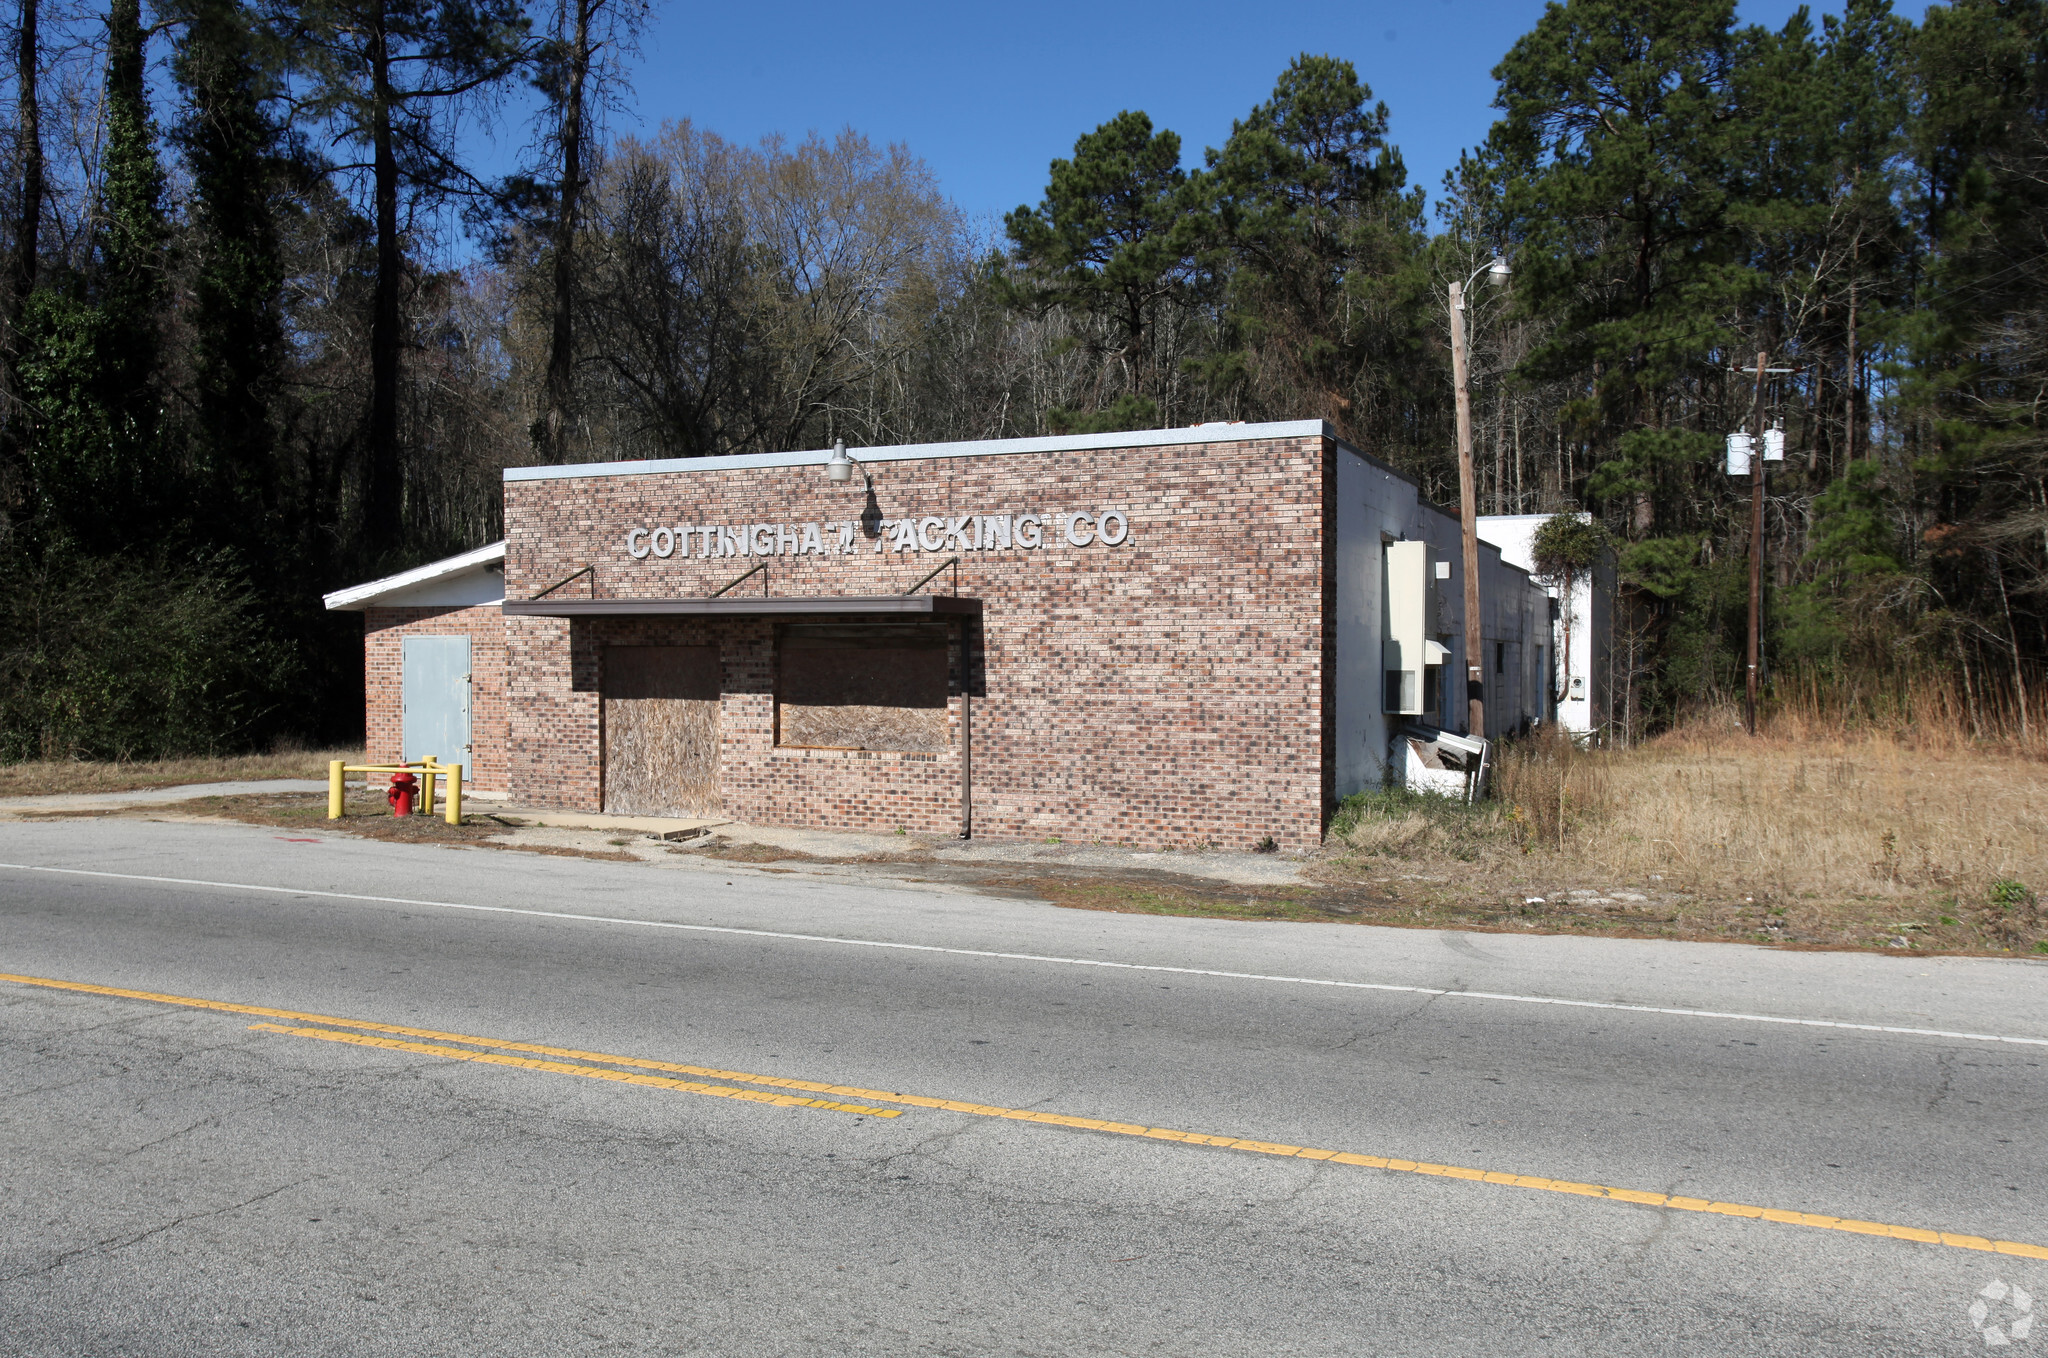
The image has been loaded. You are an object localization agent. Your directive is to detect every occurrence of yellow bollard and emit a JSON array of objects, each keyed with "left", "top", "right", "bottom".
[
  {"left": 328, "top": 761, "right": 345, "bottom": 819},
  {"left": 419, "top": 756, "right": 437, "bottom": 817},
  {"left": 445, "top": 765, "right": 462, "bottom": 825}
]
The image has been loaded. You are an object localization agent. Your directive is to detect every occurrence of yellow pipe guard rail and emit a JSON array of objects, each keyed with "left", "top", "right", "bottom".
[{"left": 328, "top": 758, "right": 463, "bottom": 825}]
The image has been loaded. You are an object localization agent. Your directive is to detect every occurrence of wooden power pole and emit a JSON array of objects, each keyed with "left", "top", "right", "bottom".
[
  {"left": 1745, "top": 350, "right": 1769, "bottom": 737},
  {"left": 1450, "top": 279, "right": 1484, "bottom": 740}
]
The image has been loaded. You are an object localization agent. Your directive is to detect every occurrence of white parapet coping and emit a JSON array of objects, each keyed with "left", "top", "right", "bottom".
[{"left": 501, "top": 420, "right": 1336, "bottom": 484}]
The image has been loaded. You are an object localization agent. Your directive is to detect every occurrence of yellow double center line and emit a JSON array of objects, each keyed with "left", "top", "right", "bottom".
[
  {"left": 241, "top": 1023, "right": 904, "bottom": 1117},
  {"left": 8, "top": 970, "right": 2045, "bottom": 1263}
]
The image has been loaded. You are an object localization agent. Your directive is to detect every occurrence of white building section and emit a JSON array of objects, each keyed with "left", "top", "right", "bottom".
[{"left": 1477, "top": 513, "right": 1613, "bottom": 737}]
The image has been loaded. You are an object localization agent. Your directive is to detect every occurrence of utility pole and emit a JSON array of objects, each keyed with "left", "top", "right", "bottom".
[
  {"left": 1745, "top": 350, "right": 1769, "bottom": 737},
  {"left": 1449, "top": 279, "right": 1484, "bottom": 739},
  {"left": 1446, "top": 256, "right": 1509, "bottom": 741}
]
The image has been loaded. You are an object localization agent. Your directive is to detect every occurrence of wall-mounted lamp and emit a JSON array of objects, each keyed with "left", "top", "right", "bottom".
[
  {"left": 827, "top": 439, "right": 859, "bottom": 483},
  {"left": 827, "top": 438, "right": 883, "bottom": 539}
]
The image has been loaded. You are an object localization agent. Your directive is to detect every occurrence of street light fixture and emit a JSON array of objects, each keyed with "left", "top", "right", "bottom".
[
  {"left": 1448, "top": 255, "right": 1509, "bottom": 740},
  {"left": 827, "top": 439, "right": 858, "bottom": 483}
]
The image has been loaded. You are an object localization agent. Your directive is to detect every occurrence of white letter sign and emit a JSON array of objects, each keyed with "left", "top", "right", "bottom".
[{"left": 622, "top": 508, "right": 1134, "bottom": 561}]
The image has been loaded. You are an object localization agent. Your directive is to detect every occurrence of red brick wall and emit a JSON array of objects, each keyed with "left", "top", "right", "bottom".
[
  {"left": 504, "top": 614, "right": 970, "bottom": 829},
  {"left": 502, "top": 433, "right": 1332, "bottom": 850},
  {"left": 363, "top": 604, "right": 508, "bottom": 791}
]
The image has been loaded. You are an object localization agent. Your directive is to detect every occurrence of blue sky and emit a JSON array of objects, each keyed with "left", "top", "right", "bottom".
[{"left": 578, "top": 0, "right": 1908, "bottom": 233}]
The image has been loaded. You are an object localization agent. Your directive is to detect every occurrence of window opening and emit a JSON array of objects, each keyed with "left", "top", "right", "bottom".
[{"left": 777, "top": 623, "right": 950, "bottom": 752}]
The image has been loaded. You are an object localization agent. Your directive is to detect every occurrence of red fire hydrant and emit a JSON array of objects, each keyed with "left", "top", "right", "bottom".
[{"left": 387, "top": 771, "right": 418, "bottom": 817}]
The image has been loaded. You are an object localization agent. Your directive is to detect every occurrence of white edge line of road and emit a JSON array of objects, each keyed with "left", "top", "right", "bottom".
[{"left": 4, "top": 860, "right": 2046, "bottom": 1050}]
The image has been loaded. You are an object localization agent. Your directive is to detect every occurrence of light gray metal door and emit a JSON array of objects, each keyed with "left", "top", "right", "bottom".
[{"left": 402, "top": 635, "right": 471, "bottom": 765}]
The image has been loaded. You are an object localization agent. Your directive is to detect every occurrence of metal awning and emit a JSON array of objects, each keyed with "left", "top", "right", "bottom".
[{"left": 502, "top": 595, "right": 982, "bottom": 618}]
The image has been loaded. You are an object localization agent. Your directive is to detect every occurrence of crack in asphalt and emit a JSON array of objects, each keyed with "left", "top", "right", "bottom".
[
  {"left": 0, "top": 1174, "right": 324, "bottom": 1284},
  {"left": 0, "top": 1073, "right": 119, "bottom": 1104},
  {"left": 115, "top": 1111, "right": 228, "bottom": 1160},
  {"left": 109, "top": 1091, "right": 293, "bottom": 1161},
  {"left": 878, "top": 1122, "right": 975, "bottom": 1182},
  {"left": 1342, "top": 991, "right": 1447, "bottom": 1048},
  {"left": 1926, "top": 1050, "right": 1956, "bottom": 1115},
  {"left": 1610, "top": 1180, "right": 1687, "bottom": 1275}
]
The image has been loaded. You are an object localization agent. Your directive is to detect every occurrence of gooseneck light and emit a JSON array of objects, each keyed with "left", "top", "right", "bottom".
[{"left": 827, "top": 439, "right": 856, "bottom": 483}]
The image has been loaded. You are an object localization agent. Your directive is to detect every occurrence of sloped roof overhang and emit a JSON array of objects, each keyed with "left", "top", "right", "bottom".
[{"left": 324, "top": 541, "right": 506, "bottom": 611}]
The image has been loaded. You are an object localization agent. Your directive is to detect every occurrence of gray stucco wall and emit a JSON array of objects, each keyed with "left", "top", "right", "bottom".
[{"left": 1333, "top": 441, "right": 1553, "bottom": 799}]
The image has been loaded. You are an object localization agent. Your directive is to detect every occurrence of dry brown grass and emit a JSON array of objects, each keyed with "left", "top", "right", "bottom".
[
  {"left": 1758, "top": 665, "right": 2047, "bottom": 753},
  {"left": 1570, "top": 724, "right": 2048, "bottom": 911},
  {"left": 1322, "top": 721, "right": 2048, "bottom": 955},
  {"left": 105, "top": 790, "right": 649, "bottom": 863},
  {"left": 0, "top": 748, "right": 364, "bottom": 798}
]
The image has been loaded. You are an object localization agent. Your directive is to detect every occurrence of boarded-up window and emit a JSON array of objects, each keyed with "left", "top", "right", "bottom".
[
  {"left": 778, "top": 624, "right": 948, "bottom": 752},
  {"left": 604, "top": 645, "right": 721, "bottom": 815}
]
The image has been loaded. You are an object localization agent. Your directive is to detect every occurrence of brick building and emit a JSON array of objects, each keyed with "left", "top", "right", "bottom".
[
  {"left": 323, "top": 541, "right": 510, "bottom": 791},
  {"left": 326, "top": 420, "right": 1560, "bottom": 849}
]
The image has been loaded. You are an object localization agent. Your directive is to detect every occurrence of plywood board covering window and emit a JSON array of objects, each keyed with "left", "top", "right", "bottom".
[
  {"left": 778, "top": 624, "right": 949, "bottom": 752},
  {"left": 603, "top": 645, "right": 721, "bottom": 816}
]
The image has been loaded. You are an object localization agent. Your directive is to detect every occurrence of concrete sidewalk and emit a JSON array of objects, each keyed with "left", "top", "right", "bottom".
[
  {"left": 671, "top": 820, "right": 1312, "bottom": 887},
  {"left": 0, "top": 779, "right": 336, "bottom": 814},
  {"left": 0, "top": 777, "right": 1310, "bottom": 887},
  {"left": 491, "top": 809, "right": 728, "bottom": 839}
]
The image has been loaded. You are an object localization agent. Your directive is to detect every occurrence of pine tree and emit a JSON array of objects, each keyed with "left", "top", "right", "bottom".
[
  {"left": 1814, "top": 0, "right": 1913, "bottom": 468},
  {"left": 530, "top": 0, "right": 643, "bottom": 461},
  {"left": 1487, "top": 0, "right": 1749, "bottom": 519},
  {"left": 1905, "top": 0, "right": 2048, "bottom": 657},
  {"left": 0, "top": 0, "right": 45, "bottom": 535},
  {"left": 1004, "top": 110, "right": 1200, "bottom": 417},
  {"left": 16, "top": 0, "right": 170, "bottom": 550},
  {"left": 292, "top": 0, "right": 527, "bottom": 559},
  {"left": 171, "top": 0, "right": 289, "bottom": 548},
  {"left": 1202, "top": 53, "right": 1427, "bottom": 443}
]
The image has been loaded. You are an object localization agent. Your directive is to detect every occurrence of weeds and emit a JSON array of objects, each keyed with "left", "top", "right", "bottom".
[
  {"left": 1757, "top": 664, "right": 2047, "bottom": 753},
  {"left": 1320, "top": 721, "right": 2048, "bottom": 954},
  {"left": 1990, "top": 878, "right": 2036, "bottom": 910},
  {"left": 0, "top": 747, "right": 363, "bottom": 798},
  {"left": 1330, "top": 788, "right": 1504, "bottom": 861},
  {"left": 1492, "top": 726, "right": 1610, "bottom": 851},
  {"left": 1986, "top": 878, "right": 2041, "bottom": 948}
]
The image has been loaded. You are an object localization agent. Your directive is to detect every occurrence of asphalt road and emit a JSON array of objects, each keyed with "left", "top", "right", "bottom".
[{"left": 2, "top": 818, "right": 2044, "bottom": 1356}]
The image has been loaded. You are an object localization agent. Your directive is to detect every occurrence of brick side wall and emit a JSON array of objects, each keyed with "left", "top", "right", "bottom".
[
  {"left": 363, "top": 604, "right": 508, "bottom": 791},
  {"left": 502, "top": 434, "right": 1331, "bottom": 850}
]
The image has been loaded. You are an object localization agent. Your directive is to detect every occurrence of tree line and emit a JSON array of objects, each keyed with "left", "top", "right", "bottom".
[{"left": 0, "top": 0, "right": 2040, "bottom": 758}]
